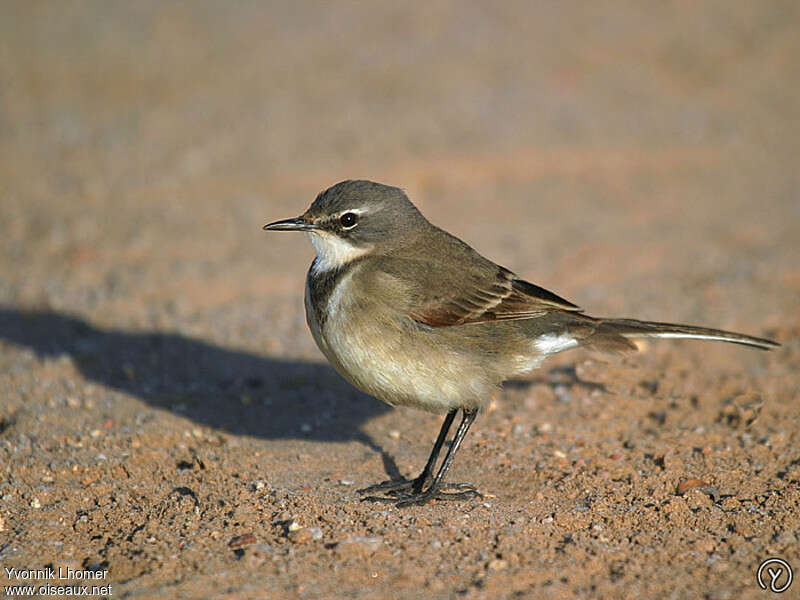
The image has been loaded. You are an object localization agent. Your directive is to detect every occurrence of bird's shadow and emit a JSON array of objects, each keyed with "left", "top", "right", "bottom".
[
  {"left": 0, "top": 307, "right": 401, "bottom": 478},
  {"left": 507, "top": 365, "right": 609, "bottom": 394},
  {"left": 0, "top": 307, "right": 608, "bottom": 482}
]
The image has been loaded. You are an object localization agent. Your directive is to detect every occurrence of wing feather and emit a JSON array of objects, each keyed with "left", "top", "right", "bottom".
[{"left": 410, "top": 266, "right": 581, "bottom": 327}]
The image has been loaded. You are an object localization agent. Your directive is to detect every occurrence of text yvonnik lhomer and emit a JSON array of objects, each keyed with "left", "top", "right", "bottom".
[{"left": 5, "top": 567, "right": 109, "bottom": 580}]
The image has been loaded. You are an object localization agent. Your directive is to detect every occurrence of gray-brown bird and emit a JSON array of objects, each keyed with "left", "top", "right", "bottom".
[{"left": 264, "top": 180, "right": 778, "bottom": 506}]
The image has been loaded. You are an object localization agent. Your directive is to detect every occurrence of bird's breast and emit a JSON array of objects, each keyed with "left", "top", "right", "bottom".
[{"left": 304, "top": 263, "right": 496, "bottom": 412}]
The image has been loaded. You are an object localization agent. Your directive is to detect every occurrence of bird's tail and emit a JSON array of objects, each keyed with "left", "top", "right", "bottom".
[{"left": 591, "top": 317, "right": 779, "bottom": 351}]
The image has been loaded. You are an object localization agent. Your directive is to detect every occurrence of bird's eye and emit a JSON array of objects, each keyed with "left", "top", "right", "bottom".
[{"left": 339, "top": 212, "right": 358, "bottom": 229}]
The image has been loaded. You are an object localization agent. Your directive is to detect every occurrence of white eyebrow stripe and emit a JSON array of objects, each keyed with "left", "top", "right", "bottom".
[{"left": 337, "top": 207, "right": 369, "bottom": 217}]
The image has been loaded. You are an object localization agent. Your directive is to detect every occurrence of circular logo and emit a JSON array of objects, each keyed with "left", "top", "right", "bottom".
[{"left": 757, "top": 558, "right": 793, "bottom": 593}]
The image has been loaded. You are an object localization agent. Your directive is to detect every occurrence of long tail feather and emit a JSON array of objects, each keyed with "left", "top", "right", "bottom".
[{"left": 597, "top": 318, "right": 779, "bottom": 351}]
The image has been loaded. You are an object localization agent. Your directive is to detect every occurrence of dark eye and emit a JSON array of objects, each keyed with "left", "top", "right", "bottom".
[{"left": 339, "top": 212, "right": 358, "bottom": 229}]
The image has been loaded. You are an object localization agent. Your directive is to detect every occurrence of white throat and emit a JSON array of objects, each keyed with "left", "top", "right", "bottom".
[{"left": 308, "top": 231, "right": 371, "bottom": 274}]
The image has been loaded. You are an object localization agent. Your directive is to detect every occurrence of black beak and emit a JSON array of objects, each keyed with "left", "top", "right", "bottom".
[{"left": 262, "top": 217, "right": 317, "bottom": 232}]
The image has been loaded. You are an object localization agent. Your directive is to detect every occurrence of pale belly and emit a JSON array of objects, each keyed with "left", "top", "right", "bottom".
[{"left": 304, "top": 278, "right": 497, "bottom": 412}]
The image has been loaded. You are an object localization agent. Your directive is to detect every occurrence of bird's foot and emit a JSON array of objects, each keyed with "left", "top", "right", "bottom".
[
  {"left": 360, "top": 482, "right": 481, "bottom": 507},
  {"left": 358, "top": 476, "right": 427, "bottom": 497}
]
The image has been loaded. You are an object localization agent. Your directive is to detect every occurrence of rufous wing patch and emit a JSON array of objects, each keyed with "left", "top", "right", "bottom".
[{"left": 411, "top": 266, "right": 581, "bottom": 328}]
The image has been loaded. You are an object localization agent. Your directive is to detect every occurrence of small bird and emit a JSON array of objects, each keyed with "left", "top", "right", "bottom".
[{"left": 264, "top": 180, "right": 779, "bottom": 507}]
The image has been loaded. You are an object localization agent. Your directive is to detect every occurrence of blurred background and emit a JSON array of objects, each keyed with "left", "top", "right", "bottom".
[
  {"left": 1, "top": 3, "right": 798, "bottom": 596},
  {"left": 2, "top": 1, "right": 797, "bottom": 364}
]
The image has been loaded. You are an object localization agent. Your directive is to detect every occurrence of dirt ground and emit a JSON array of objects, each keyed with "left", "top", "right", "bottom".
[{"left": 1, "top": 2, "right": 799, "bottom": 598}]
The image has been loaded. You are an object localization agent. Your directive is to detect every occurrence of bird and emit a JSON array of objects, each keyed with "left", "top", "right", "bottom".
[{"left": 263, "top": 180, "right": 779, "bottom": 507}]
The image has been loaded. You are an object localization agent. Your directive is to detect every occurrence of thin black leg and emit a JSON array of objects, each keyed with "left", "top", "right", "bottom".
[
  {"left": 412, "top": 408, "right": 458, "bottom": 493},
  {"left": 396, "top": 408, "right": 480, "bottom": 507},
  {"left": 361, "top": 408, "right": 482, "bottom": 507},
  {"left": 359, "top": 409, "right": 457, "bottom": 496}
]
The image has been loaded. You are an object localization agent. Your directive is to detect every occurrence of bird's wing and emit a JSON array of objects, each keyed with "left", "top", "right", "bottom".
[{"left": 406, "top": 264, "right": 582, "bottom": 328}]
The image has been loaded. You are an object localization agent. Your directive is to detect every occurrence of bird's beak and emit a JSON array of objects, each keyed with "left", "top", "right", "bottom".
[{"left": 262, "top": 216, "right": 318, "bottom": 232}]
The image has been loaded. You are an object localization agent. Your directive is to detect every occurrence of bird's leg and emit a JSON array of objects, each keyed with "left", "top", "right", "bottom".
[
  {"left": 409, "top": 408, "right": 459, "bottom": 493},
  {"left": 395, "top": 408, "right": 481, "bottom": 507},
  {"left": 359, "top": 409, "right": 457, "bottom": 497}
]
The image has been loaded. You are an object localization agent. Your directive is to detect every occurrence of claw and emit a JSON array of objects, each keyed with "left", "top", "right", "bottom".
[
  {"left": 360, "top": 482, "right": 482, "bottom": 507},
  {"left": 358, "top": 409, "right": 481, "bottom": 508},
  {"left": 358, "top": 475, "right": 430, "bottom": 497}
]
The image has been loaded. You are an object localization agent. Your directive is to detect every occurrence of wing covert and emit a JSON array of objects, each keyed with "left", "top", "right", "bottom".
[{"left": 410, "top": 266, "right": 581, "bottom": 327}]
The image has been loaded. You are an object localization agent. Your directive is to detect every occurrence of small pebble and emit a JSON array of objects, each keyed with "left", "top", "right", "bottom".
[
  {"left": 388, "top": 430, "right": 400, "bottom": 439},
  {"left": 676, "top": 478, "right": 719, "bottom": 502},
  {"left": 488, "top": 558, "right": 508, "bottom": 571},
  {"left": 308, "top": 526, "right": 323, "bottom": 541},
  {"left": 229, "top": 533, "right": 257, "bottom": 549},
  {"left": 339, "top": 479, "right": 355, "bottom": 486},
  {"left": 30, "top": 498, "right": 41, "bottom": 509},
  {"left": 677, "top": 478, "right": 709, "bottom": 495},
  {"left": 288, "top": 521, "right": 302, "bottom": 532}
]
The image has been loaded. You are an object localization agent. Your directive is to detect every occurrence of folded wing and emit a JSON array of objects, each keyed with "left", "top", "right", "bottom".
[{"left": 409, "top": 265, "right": 581, "bottom": 327}]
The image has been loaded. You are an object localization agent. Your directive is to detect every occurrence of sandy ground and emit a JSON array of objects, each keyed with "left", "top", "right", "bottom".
[{"left": 1, "top": 2, "right": 799, "bottom": 598}]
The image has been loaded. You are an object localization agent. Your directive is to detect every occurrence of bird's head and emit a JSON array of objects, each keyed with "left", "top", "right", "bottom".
[{"left": 264, "top": 180, "right": 427, "bottom": 270}]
